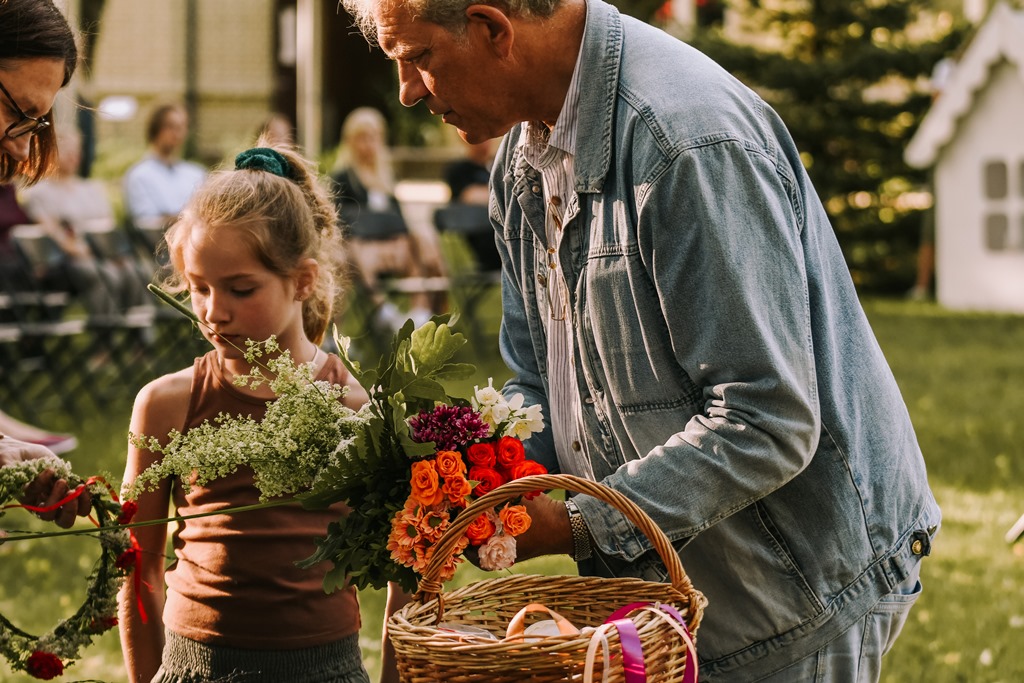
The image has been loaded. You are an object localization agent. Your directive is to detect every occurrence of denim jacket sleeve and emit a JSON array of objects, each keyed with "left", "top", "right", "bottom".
[
  {"left": 582, "top": 135, "right": 827, "bottom": 561},
  {"left": 496, "top": 118, "right": 831, "bottom": 561}
]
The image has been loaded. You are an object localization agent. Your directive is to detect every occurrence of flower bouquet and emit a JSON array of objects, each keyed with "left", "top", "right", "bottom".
[{"left": 126, "top": 315, "right": 547, "bottom": 593}]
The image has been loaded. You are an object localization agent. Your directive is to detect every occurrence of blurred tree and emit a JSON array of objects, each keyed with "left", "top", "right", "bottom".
[{"left": 689, "top": 0, "right": 968, "bottom": 292}]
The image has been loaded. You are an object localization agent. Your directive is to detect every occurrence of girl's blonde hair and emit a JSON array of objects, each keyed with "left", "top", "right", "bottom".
[{"left": 163, "top": 137, "right": 344, "bottom": 345}]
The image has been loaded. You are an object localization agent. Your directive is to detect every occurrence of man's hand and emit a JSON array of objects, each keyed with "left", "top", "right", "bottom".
[{"left": 465, "top": 493, "right": 573, "bottom": 566}]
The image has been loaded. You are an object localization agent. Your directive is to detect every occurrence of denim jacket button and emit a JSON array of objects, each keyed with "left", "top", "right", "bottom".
[
  {"left": 537, "top": 274, "right": 547, "bottom": 287},
  {"left": 531, "top": 184, "right": 542, "bottom": 194},
  {"left": 584, "top": 396, "right": 595, "bottom": 404},
  {"left": 910, "top": 529, "right": 932, "bottom": 556}
]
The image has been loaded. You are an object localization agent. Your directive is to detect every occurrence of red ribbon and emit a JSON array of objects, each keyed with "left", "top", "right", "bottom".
[{"left": 6, "top": 475, "right": 150, "bottom": 624}]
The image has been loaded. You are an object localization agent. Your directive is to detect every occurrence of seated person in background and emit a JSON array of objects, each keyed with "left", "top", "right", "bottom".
[
  {"left": 0, "top": 183, "right": 32, "bottom": 286},
  {"left": 256, "top": 112, "right": 295, "bottom": 147},
  {"left": 22, "top": 129, "right": 151, "bottom": 318},
  {"left": 441, "top": 137, "right": 501, "bottom": 271},
  {"left": 330, "top": 107, "right": 442, "bottom": 332},
  {"left": 122, "top": 103, "right": 206, "bottom": 235}
]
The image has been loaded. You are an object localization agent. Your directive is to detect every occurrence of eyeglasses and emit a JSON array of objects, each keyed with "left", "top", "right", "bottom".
[{"left": 0, "top": 79, "right": 50, "bottom": 140}]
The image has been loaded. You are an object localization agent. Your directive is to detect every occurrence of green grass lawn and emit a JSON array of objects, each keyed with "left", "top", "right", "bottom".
[{"left": 1, "top": 297, "right": 1022, "bottom": 681}]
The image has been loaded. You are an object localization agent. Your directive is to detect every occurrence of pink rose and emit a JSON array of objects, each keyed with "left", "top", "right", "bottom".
[{"left": 478, "top": 533, "right": 518, "bottom": 571}]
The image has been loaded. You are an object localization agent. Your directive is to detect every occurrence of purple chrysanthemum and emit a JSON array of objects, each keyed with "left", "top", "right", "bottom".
[{"left": 409, "top": 405, "right": 490, "bottom": 451}]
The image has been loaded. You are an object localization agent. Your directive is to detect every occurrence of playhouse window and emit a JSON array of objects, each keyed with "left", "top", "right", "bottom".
[
  {"left": 984, "top": 161, "right": 1008, "bottom": 199},
  {"left": 985, "top": 214, "right": 1009, "bottom": 250}
]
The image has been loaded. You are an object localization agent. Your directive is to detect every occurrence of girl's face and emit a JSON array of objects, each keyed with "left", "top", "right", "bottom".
[{"left": 181, "top": 223, "right": 312, "bottom": 365}]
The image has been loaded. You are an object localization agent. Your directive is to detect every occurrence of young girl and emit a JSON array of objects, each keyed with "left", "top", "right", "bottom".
[{"left": 118, "top": 140, "right": 375, "bottom": 683}]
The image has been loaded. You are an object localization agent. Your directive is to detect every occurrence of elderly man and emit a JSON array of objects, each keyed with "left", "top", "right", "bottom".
[{"left": 344, "top": 0, "right": 940, "bottom": 679}]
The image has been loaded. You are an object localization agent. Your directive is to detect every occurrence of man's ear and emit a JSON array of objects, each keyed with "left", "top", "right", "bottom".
[{"left": 465, "top": 4, "right": 515, "bottom": 58}]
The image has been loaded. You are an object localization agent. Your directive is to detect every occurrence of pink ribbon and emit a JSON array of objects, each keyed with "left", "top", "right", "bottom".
[{"left": 601, "top": 601, "right": 698, "bottom": 683}]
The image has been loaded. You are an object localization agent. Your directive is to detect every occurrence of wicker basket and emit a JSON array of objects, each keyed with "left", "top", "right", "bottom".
[{"left": 388, "top": 473, "right": 707, "bottom": 682}]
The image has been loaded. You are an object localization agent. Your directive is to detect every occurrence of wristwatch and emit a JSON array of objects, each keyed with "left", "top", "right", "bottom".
[{"left": 564, "top": 497, "right": 592, "bottom": 562}]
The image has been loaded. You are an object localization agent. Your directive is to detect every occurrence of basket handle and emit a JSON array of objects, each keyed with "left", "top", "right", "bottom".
[{"left": 416, "top": 473, "right": 701, "bottom": 621}]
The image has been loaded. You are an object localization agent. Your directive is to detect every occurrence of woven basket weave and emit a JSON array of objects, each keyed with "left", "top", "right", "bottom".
[{"left": 388, "top": 473, "right": 707, "bottom": 683}]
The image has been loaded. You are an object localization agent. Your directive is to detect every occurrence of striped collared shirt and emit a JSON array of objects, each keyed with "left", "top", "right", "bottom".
[{"left": 517, "top": 42, "right": 593, "bottom": 480}]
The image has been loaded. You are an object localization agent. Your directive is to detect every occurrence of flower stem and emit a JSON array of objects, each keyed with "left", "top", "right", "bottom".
[
  {"left": 147, "top": 283, "right": 199, "bottom": 322},
  {"left": 0, "top": 497, "right": 298, "bottom": 543}
]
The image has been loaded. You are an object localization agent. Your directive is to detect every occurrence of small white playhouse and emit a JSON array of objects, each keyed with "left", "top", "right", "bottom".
[{"left": 905, "top": 2, "right": 1024, "bottom": 313}]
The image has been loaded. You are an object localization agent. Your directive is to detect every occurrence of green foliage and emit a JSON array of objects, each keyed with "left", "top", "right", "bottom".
[
  {"left": 689, "top": 1, "right": 970, "bottom": 292},
  {"left": 5, "top": 299, "right": 1024, "bottom": 681},
  {"left": 298, "top": 315, "right": 473, "bottom": 593}
]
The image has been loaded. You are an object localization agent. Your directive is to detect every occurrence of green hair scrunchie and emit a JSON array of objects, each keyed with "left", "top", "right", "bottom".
[{"left": 234, "top": 147, "right": 296, "bottom": 180}]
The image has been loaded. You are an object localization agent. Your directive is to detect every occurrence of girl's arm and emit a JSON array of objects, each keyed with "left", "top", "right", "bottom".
[
  {"left": 118, "top": 370, "right": 192, "bottom": 683},
  {"left": 379, "top": 581, "right": 415, "bottom": 683}
]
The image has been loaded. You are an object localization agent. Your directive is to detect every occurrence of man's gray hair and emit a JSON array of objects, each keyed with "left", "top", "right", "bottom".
[{"left": 340, "top": 0, "right": 560, "bottom": 44}]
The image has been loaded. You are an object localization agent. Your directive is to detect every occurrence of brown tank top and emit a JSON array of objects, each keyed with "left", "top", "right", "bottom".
[{"left": 162, "top": 351, "right": 361, "bottom": 648}]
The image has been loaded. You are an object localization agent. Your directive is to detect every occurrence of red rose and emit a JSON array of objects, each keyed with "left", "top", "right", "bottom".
[
  {"left": 116, "top": 547, "right": 139, "bottom": 570},
  {"left": 26, "top": 651, "right": 64, "bottom": 680},
  {"left": 90, "top": 615, "right": 119, "bottom": 633},
  {"left": 469, "top": 466, "right": 507, "bottom": 496},
  {"left": 118, "top": 500, "right": 139, "bottom": 525},
  {"left": 466, "top": 442, "right": 497, "bottom": 468},
  {"left": 510, "top": 459, "right": 548, "bottom": 499},
  {"left": 510, "top": 459, "right": 547, "bottom": 480},
  {"left": 496, "top": 436, "right": 526, "bottom": 470}
]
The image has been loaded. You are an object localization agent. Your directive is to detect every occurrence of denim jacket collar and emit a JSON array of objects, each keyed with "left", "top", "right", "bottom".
[{"left": 574, "top": 0, "right": 620, "bottom": 193}]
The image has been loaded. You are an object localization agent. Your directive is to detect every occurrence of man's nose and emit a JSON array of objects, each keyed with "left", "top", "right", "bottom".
[{"left": 397, "top": 62, "right": 430, "bottom": 108}]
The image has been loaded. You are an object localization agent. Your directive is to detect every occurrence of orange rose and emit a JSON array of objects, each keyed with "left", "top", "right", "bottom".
[
  {"left": 496, "top": 436, "right": 526, "bottom": 470},
  {"left": 465, "top": 512, "right": 497, "bottom": 546},
  {"left": 410, "top": 460, "right": 444, "bottom": 507},
  {"left": 466, "top": 442, "right": 497, "bottom": 468},
  {"left": 499, "top": 504, "right": 532, "bottom": 536},
  {"left": 435, "top": 450, "right": 467, "bottom": 478},
  {"left": 469, "top": 465, "right": 507, "bottom": 496},
  {"left": 442, "top": 473, "right": 473, "bottom": 508}
]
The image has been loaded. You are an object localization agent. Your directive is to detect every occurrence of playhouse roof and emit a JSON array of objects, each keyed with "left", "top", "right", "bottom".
[{"left": 905, "top": 2, "right": 1024, "bottom": 168}]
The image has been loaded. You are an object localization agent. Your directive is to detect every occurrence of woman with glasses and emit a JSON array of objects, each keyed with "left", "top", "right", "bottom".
[{"left": 0, "top": 0, "right": 93, "bottom": 529}]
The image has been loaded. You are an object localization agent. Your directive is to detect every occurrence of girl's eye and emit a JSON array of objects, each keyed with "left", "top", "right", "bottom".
[{"left": 232, "top": 288, "right": 255, "bottom": 297}]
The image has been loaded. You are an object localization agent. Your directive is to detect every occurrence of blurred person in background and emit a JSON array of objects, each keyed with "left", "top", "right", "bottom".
[
  {"left": 330, "top": 106, "right": 442, "bottom": 332},
  {"left": 22, "top": 128, "right": 151, "bottom": 319},
  {"left": 256, "top": 112, "right": 296, "bottom": 147},
  {"left": 123, "top": 102, "right": 206, "bottom": 233},
  {"left": 440, "top": 136, "right": 501, "bottom": 271},
  {"left": 0, "top": 0, "right": 92, "bottom": 526}
]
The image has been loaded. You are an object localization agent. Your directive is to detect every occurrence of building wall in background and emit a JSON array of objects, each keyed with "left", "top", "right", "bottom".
[{"left": 86, "top": 0, "right": 276, "bottom": 166}]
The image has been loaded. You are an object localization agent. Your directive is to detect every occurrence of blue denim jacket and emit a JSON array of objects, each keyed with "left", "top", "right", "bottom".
[{"left": 491, "top": 1, "right": 940, "bottom": 679}]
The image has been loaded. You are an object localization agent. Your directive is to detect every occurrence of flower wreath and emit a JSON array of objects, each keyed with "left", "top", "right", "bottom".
[{"left": 0, "top": 456, "right": 138, "bottom": 680}]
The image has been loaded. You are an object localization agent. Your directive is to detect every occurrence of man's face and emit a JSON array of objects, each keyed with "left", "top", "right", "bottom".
[
  {"left": 375, "top": 3, "right": 519, "bottom": 143},
  {"left": 155, "top": 109, "right": 188, "bottom": 156}
]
